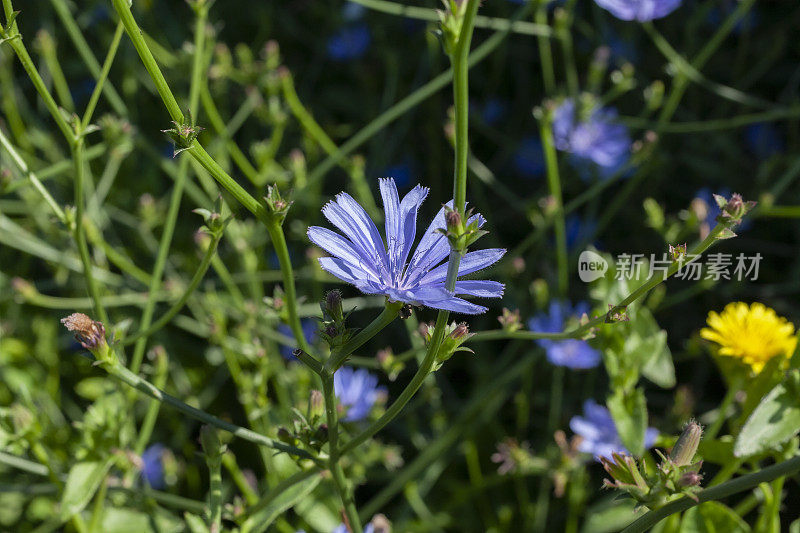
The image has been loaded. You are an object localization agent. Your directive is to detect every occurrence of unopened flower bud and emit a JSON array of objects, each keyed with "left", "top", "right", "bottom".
[
  {"left": 277, "top": 427, "right": 294, "bottom": 444},
  {"left": 309, "top": 390, "right": 324, "bottom": 420},
  {"left": 322, "top": 289, "right": 344, "bottom": 322},
  {"left": 200, "top": 425, "right": 225, "bottom": 459},
  {"left": 445, "top": 208, "right": 461, "bottom": 232},
  {"left": 679, "top": 470, "right": 703, "bottom": 488},
  {"left": 670, "top": 420, "right": 702, "bottom": 466},
  {"left": 450, "top": 323, "right": 470, "bottom": 340}
]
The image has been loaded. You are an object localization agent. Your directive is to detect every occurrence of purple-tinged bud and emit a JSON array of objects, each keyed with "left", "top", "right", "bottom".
[
  {"left": 669, "top": 243, "right": 687, "bottom": 261},
  {"left": 277, "top": 427, "right": 294, "bottom": 444},
  {"left": 449, "top": 322, "right": 470, "bottom": 340},
  {"left": 445, "top": 208, "right": 462, "bottom": 231},
  {"left": 679, "top": 470, "right": 703, "bottom": 488},
  {"left": 669, "top": 420, "right": 702, "bottom": 466},
  {"left": 61, "top": 313, "right": 107, "bottom": 352},
  {"left": 322, "top": 289, "right": 344, "bottom": 322}
]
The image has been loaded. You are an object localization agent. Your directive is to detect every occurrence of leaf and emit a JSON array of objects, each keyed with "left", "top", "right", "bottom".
[
  {"left": 59, "top": 458, "right": 113, "bottom": 522},
  {"left": 184, "top": 512, "right": 210, "bottom": 533},
  {"left": 241, "top": 473, "right": 321, "bottom": 533},
  {"left": 607, "top": 388, "right": 648, "bottom": 456},
  {"left": 680, "top": 502, "right": 751, "bottom": 533},
  {"left": 734, "top": 378, "right": 800, "bottom": 457},
  {"left": 580, "top": 497, "right": 638, "bottom": 533},
  {"left": 101, "top": 508, "right": 183, "bottom": 533}
]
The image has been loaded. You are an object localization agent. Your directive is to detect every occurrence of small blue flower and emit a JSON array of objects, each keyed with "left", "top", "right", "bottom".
[
  {"left": 594, "top": 0, "right": 682, "bottom": 21},
  {"left": 327, "top": 24, "right": 372, "bottom": 62},
  {"left": 552, "top": 99, "right": 631, "bottom": 180},
  {"left": 334, "top": 367, "right": 384, "bottom": 422},
  {"left": 141, "top": 443, "right": 166, "bottom": 489},
  {"left": 278, "top": 320, "right": 318, "bottom": 360},
  {"left": 744, "top": 123, "right": 784, "bottom": 160},
  {"left": 529, "top": 301, "right": 601, "bottom": 369},
  {"left": 569, "top": 400, "right": 658, "bottom": 460},
  {"left": 307, "top": 178, "right": 505, "bottom": 314}
]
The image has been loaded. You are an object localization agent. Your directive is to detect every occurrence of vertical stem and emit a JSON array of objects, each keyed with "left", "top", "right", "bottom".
[
  {"left": 129, "top": 2, "right": 209, "bottom": 375},
  {"left": 323, "top": 372, "right": 362, "bottom": 533},
  {"left": 535, "top": 1, "right": 555, "bottom": 94},
  {"left": 72, "top": 138, "right": 108, "bottom": 324},
  {"left": 451, "top": 0, "right": 481, "bottom": 215},
  {"left": 539, "top": 114, "right": 568, "bottom": 296},
  {"left": 207, "top": 457, "right": 222, "bottom": 533}
]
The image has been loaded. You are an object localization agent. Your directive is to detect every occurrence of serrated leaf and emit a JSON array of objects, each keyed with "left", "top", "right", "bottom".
[
  {"left": 59, "top": 458, "right": 113, "bottom": 522},
  {"left": 734, "top": 378, "right": 800, "bottom": 457},
  {"left": 680, "top": 501, "right": 750, "bottom": 533}
]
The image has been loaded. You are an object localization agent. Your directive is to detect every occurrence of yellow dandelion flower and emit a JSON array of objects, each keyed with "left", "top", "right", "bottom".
[{"left": 700, "top": 302, "right": 797, "bottom": 373}]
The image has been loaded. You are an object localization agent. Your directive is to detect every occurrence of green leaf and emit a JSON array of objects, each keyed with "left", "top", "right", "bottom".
[
  {"left": 184, "top": 512, "right": 210, "bottom": 533},
  {"left": 241, "top": 473, "right": 321, "bottom": 533},
  {"left": 680, "top": 501, "right": 751, "bottom": 533},
  {"left": 734, "top": 378, "right": 800, "bottom": 457},
  {"left": 580, "top": 497, "right": 638, "bottom": 533},
  {"left": 607, "top": 388, "right": 648, "bottom": 456},
  {"left": 59, "top": 458, "right": 113, "bottom": 522},
  {"left": 101, "top": 508, "right": 183, "bottom": 533}
]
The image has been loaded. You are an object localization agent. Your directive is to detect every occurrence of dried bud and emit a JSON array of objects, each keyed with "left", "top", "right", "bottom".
[
  {"left": 679, "top": 470, "right": 703, "bottom": 488},
  {"left": 445, "top": 207, "right": 462, "bottom": 231},
  {"left": 498, "top": 308, "right": 522, "bottom": 332},
  {"left": 399, "top": 304, "right": 413, "bottom": 320},
  {"left": 669, "top": 420, "right": 702, "bottom": 466},
  {"left": 263, "top": 184, "right": 293, "bottom": 223},
  {"left": 61, "top": 313, "right": 108, "bottom": 352},
  {"left": 669, "top": 243, "right": 687, "bottom": 261}
]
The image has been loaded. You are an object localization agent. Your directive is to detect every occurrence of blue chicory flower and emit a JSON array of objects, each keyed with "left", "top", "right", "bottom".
[
  {"left": 141, "top": 443, "right": 167, "bottom": 489},
  {"left": 569, "top": 400, "right": 658, "bottom": 460},
  {"left": 327, "top": 24, "right": 372, "bottom": 61},
  {"left": 552, "top": 99, "right": 631, "bottom": 180},
  {"left": 594, "top": 0, "right": 682, "bottom": 21},
  {"left": 307, "top": 178, "right": 505, "bottom": 314},
  {"left": 513, "top": 137, "right": 546, "bottom": 178},
  {"left": 334, "top": 367, "right": 384, "bottom": 422},
  {"left": 278, "top": 320, "right": 318, "bottom": 360},
  {"left": 529, "top": 301, "right": 601, "bottom": 369}
]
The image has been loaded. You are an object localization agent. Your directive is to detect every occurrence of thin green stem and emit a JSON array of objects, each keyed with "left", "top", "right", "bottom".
[
  {"left": 105, "top": 362, "right": 316, "bottom": 460},
  {"left": 121, "top": 233, "right": 221, "bottom": 346},
  {"left": 81, "top": 22, "right": 125, "bottom": 131},
  {"left": 72, "top": 139, "right": 108, "bottom": 324},
  {"left": 327, "top": 301, "right": 403, "bottom": 371},
  {"left": 323, "top": 372, "right": 362, "bottom": 533},
  {"left": 539, "top": 110, "right": 568, "bottom": 296}
]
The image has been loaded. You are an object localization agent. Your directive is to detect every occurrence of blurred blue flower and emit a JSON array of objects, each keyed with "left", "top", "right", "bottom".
[
  {"left": 382, "top": 161, "right": 414, "bottom": 190},
  {"left": 307, "top": 178, "right": 505, "bottom": 314},
  {"left": 513, "top": 137, "right": 545, "bottom": 178},
  {"left": 476, "top": 98, "right": 508, "bottom": 126},
  {"left": 529, "top": 301, "right": 601, "bottom": 369},
  {"left": 594, "top": 0, "right": 682, "bottom": 21},
  {"left": 327, "top": 24, "right": 372, "bottom": 61},
  {"left": 569, "top": 400, "right": 658, "bottom": 460},
  {"left": 278, "top": 320, "right": 318, "bottom": 360},
  {"left": 744, "top": 123, "right": 784, "bottom": 159},
  {"left": 707, "top": 1, "right": 758, "bottom": 34},
  {"left": 565, "top": 215, "right": 598, "bottom": 250},
  {"left": 334, "top": 367, "right": 384, "bottom": 422},
  {"left": 141, "top": 443, "right": 166, "bottom": 489},
  {"left": 552, "top": 99, "right": 631, "bottom": 180}
]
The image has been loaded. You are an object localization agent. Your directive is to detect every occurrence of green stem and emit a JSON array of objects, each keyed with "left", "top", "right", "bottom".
[
  {"left": 121, "top": 233, "right": 222, "bottom": 346},
  {"left": 327, "top": 301, "right": 403, "bottom": 371},
  {"left": 72, "top": 139, "right": 108, "bottom": 324},
  {"left": 206, "top": 456, "right": 222, "bottom": 533},
  {"left": 323, "top": 372, "right": 362, "bottom": 533},
  {"left": 621, "top": 455, "right": 800, "bottom": 533},
  {"left": 81, "top": 22, "right": 125, "bottom": 131},
  {"left": 539, "top": 110, "right": 568, "bottom": 296},
  {"left": 105, "top": 363, "right": 316, "bottom": 460}
]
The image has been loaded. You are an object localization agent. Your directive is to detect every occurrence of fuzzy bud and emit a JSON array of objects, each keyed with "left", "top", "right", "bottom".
[{"left": 669, "top": 420, "right": 702, "bottom": 467}]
